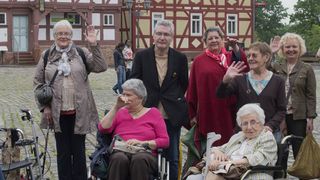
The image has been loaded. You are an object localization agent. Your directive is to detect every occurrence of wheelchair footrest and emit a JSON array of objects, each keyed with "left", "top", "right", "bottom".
[{"left": 0, "top": 159, "right": 33, "bottom": 172}]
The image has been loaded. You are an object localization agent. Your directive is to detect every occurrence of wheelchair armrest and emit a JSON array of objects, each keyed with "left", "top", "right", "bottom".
[
  {"left": 157, "top": 148, "right": 164, "bottom": 154},
  {"left": 249, "top": 165, "right": 283, "bottom": 171}
]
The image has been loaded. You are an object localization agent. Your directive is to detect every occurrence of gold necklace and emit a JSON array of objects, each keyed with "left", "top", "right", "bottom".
[{"left": 130, "top": 106, "right": 144, "bottom": 117}]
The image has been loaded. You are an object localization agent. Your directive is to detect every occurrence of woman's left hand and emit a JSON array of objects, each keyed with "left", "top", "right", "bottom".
[
  {"left": 84, "top": 25, "right": 98, "bottom": 45},
  {"left": 306, "top": 118, "right": 314, "bottom": 133},
  {"left": 126, "top": 139, "right": 143, "bottom": 146},
  {"left": 226, "top": 37, "right": 239, "bottom": 52}
]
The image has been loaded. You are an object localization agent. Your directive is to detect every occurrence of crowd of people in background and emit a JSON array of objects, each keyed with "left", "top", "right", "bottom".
[{"left": 31, "top": 19, "right": 317, "bottom": 180}]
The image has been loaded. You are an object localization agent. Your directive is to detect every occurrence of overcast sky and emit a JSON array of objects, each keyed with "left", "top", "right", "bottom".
[{"left": 280, "top": 0, "right": 298, "bottom": 24}]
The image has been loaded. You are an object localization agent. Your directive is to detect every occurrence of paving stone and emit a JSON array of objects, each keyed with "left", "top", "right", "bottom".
[{"left": 0, "top": 65, "right": 319, "bottom": 180}]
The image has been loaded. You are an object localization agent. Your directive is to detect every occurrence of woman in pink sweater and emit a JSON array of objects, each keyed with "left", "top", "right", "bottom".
[{"left": 98, "top": 78, "right": 169, "bottom": 180}]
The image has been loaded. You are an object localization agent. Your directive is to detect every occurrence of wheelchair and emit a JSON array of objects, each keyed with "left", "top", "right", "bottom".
[
  {"left": 241, "top": 134, "right": 304, "bottom": 180},
  {"left": 88, "top": 130, "right": 170, "bottom": 180},
  {"left": 88, "top": 109, "right": 169, "bottom": 180}
]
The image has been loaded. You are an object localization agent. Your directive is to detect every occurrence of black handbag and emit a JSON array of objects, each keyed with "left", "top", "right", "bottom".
[{"left": 35, "top": 70, "right": 58, "bottom": 106}]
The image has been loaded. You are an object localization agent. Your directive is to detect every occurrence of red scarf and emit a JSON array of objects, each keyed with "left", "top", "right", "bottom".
[{"left": 205, "top": 48, "right": 228, "bottom": 69}]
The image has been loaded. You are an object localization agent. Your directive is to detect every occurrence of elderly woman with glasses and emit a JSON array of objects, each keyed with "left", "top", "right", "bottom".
[
  {"left": 99, "top": 79, "right": 169, "bottom": 180},
  {"left": 186, "top": 103, "right": 277, "bottom": 180},
  {"left": 33, "top": 20, "right": 107, "bottom": 180},
  {"left": 216, "top": 42, "right": 286, "bottom": 143}
]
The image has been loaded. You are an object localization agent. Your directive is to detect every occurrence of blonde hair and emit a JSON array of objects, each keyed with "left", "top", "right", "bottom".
[{"left": 278, "top": 33, "right": 307, "bottom": 58}]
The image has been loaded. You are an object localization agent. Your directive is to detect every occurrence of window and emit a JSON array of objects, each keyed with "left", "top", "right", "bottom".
[
  {"left": 66, "top": 13, "right": 81, "bottom": 25},
  {"left": 227, "top": 14, "right": 237, "bottom": 36},
  {"left": 152, "top": 13, "right": 164, "bottom": 33},
  {"left": 0, "top": 13, "right": 6, "bottom": 25},
  {"left": 191, "top": 13, "right": 202, "bottom": 36},
  {"left": 103, "top": 14, "right": 114, "bottom": 26}
]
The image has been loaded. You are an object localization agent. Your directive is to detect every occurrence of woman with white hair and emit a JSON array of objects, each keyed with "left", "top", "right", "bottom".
[
  {"left": 99, "top": 79, "right": 169, "bottom": 180},
  {"left": 270, "top": 33, "right": 317, "bottom": 159},
  {"left": 186, "top": 103, "right": 277, "bottom": 180},
  {"left": 33, "top": 20, "right": 107, "bottom": 179}
]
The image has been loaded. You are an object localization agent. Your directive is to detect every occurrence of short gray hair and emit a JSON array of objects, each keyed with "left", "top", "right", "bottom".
[
  {"left": 53, "top": 20, "right": 73, "bottom": 37},
  {"left": 278, "top": 32, "right": 307, "bottom": 58},
  {"left": 153, "top": 20, "right": 174, "bottom": 35},
  {"left": 203, "top": 27, "right": 224, "bottom": 43},
  {"left": 122, "top": 79, "right": 147, "bottom": 102},
  {"left": 236, "top": 103, "right": 265, "bottom": 127}
]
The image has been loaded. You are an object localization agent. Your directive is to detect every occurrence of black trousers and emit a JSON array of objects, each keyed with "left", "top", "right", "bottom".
[
  {"left": 285, "top": 114, "right": 307, "bottom": 158},
  {"left": 107, "top": 151, "right": 157, "bottom": 180},
  {"left": 55, "top": 114, "right": 87, "bottom": 180}
]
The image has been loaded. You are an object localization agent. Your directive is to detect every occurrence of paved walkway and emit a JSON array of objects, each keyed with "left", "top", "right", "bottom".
[{"left": 0, "top": 66, "right": 320, "bottom": 179}]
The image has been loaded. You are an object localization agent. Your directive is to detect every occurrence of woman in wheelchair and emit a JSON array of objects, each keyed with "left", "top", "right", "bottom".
[
  {"left": 186, "top": 104, "right": 277, "bottom": 180},
  {"left": 98, "top": 78, "right": 169, "bottom": 180}
]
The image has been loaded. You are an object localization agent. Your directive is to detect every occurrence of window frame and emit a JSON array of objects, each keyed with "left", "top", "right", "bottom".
[
  {"left": 0, "top": 13, "right": 7, "bottom": 25},
  {"left": 190, "top": 13, "right": 202, "bottom": 36},
  {"left": 103, "top": 14, "right": 114, "bottom": 26},
  {"left": 152, "top": 12, "right": 164, "bottom": 33},
  {"left": 227, "top": 14, "right": 238, "bottom": 36},
  {"left": 66, "top": 13, "right": 81, "bottom": 25}
]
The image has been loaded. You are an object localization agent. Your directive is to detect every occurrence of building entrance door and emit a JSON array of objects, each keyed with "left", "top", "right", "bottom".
[{"left": 13, "top": 16, "right": 28, "bottom": 52}]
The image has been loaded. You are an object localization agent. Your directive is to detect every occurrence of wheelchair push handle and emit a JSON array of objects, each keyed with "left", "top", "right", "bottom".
[{"left": 281, "top": 134, "right": 304, "bottom": 144}]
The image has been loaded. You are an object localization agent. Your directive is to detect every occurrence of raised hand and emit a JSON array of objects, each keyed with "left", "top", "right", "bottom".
[
  {"left": 226, "top": 37, "right": 239, "bottom": 52},
  {"left": 223, "top": 61, "right": 246, "bottom": 83},
  {"left": 84, "top": 25, "right": 99, "bottom": 45},
  {"left": 270, "top": 36, "right": 281, "bottom": 54}
]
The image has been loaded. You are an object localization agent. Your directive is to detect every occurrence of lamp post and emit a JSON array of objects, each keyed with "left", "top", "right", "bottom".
[{"left": 125, "top": 0, "right": 151, "bottom": 49}]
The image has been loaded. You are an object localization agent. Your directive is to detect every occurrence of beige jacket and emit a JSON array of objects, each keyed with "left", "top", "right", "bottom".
[{"left": 33, "top": 44, "right": 107, "bottom": 134}]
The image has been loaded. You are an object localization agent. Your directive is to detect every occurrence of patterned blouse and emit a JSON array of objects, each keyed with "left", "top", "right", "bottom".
[{"left": 212, "top": 130, "right": 278, "bottom": 180}]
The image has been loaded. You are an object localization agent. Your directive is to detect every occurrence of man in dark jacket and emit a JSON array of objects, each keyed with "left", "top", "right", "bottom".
[{"left": 130, "top": 20, "right": 188, "bottom": 180}]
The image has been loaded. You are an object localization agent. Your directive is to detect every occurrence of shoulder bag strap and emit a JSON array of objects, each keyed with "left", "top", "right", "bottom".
[{"left": 48, "top": 70, "right": 59, "bottom": 86}]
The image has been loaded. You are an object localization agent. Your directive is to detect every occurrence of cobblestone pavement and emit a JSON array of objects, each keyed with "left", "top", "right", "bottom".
[{"left": 0, "top": 65, "right": 320, "bottom": 179}]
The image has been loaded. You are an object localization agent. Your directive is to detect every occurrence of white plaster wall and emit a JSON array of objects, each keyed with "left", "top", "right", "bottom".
[
  {"left": 57, "top": 0, "right": 72, "bottom": 2},
  {"left": 38, "top": 28, "right": 46, "bottom": 40},
  {"left": 39, "top": 17, "right": 46, "bottom": 25},
  {"left": 93, "top": 0, "right": 102, "bottom": 4},
  {"left": 0, "top": 28, "right": 7, "bottom": 42},
  {"left": 103, "top": 29, "right": 115, "bottom": 40},
  {"left": 92, "top": 13, "right": 101, "bottom": 26},
  {"left": 109, "top": 0, "right": 118, "bottom": 4},
  {"left": 73, "top": 28, "right": 82, "bottom": 40}
]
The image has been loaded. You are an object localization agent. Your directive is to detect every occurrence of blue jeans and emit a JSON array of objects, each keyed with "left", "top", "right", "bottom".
[
  {"left": 114, "top": 66, "right": 126, "bottom": 94},
  {"left": 163, "top": 120, "right": 181, "bottom": 180}
]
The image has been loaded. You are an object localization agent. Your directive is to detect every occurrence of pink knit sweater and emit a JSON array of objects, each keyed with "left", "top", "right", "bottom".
[{"left": 98, "top": 107, "right": 169, "bottom": 148}]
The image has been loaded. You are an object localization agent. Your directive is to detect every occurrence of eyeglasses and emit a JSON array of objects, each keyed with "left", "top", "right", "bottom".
[
  {"left": 55, "top": 32, "right": 72, "bottom": 38},
  {"left": 241, "top": 120, "right": 260, "bottom": 128},
  {"left": 154, "top": 31, "right": 171, "bottom": 37}
]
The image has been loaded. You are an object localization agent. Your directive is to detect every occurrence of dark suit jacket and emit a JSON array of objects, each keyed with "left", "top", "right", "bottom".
[{"left": 130, "top": 45, "right": 189, "bottom": 127}]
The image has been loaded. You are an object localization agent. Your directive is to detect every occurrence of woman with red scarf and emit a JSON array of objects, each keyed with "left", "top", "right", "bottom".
[{"left": 184, "top": 27, "right": 249, "bottom": 173}]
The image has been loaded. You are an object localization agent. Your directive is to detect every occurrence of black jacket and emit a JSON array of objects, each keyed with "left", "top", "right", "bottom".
[{"left": 130, "top": 46, "right": 189, "bottom": 127}]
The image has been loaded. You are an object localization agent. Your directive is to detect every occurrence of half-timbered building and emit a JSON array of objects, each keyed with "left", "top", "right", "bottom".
[
  {"left": 0, "top": 0, "right": 122, "bottom": 65},
  {"left": 122, "top": 0, "right": 255, "bottom": 58}
]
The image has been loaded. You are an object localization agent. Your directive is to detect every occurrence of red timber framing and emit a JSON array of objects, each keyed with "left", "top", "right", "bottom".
[{"left": 123, "top": 0, "right": 254, "bottom": 55}]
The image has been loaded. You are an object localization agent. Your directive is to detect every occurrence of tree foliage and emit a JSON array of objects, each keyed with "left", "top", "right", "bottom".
[
  {"left": 289, "top": 0, "right": 320, "bottom": 53},
  {"left": 254, "top": 0, "right": 288, "bottom": 43}
]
